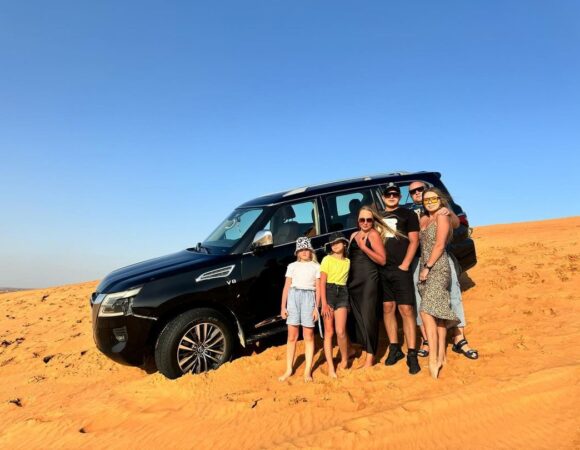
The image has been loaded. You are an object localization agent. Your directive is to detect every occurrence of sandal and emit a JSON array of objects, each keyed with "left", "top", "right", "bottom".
[
  {"left": 452, "top": 339, "right": 479, "bottom": 360},
  {"left": 417, "top": 340, "right": 429, "bottom": 358}
]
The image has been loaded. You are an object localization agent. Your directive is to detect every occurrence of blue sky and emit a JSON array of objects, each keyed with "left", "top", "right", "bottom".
[{"left": 1, "top": 1, "right": 579, "bottom": 287}]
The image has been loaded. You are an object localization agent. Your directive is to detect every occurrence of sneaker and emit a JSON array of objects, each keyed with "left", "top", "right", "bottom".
[
  {"left": 385, "top": 344, "right": 405, "bottom": 366},
  {"left": 406, "top": 350, "right": 421, "bottom": 375}
]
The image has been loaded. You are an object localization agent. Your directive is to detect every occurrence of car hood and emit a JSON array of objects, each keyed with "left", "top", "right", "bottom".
[{"left": 96, "top": 250, "right": 223, "bottom": 294}]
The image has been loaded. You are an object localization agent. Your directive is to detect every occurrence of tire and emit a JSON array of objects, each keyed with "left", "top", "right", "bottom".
[{"left": 155, "top": 308, "right": 234, "bottom": 379}]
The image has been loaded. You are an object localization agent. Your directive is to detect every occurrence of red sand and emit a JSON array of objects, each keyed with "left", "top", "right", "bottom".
[{"left": 1, "top": 217, "right": 579, "bottom": 449}]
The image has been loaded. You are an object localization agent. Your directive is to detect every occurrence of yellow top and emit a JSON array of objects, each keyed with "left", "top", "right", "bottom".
[{"left": 320, "top": 255, "right": 350, "bottom": 285}]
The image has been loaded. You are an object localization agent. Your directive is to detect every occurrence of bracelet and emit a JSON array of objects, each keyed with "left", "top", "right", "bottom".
[{"left": 423, "top": 263, "right": 432, "bottom": 270}]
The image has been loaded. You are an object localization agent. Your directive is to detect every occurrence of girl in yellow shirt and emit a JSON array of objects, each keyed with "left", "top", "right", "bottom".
[{"left": 320, "top": 232, "right": 351, "bottom": 378}]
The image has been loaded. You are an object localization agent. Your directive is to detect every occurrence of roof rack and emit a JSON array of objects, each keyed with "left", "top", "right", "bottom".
[{"left": 280, "top": 171, "right": 411, "bottom": 197}]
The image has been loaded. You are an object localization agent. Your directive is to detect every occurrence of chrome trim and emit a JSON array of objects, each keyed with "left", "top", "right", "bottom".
[
  {"left": 130, "top": 313, "right": 157, "bottom": 321},
  {"left": 92, "top": 293, "right": 107, "bottom": 305},
  {"left": 255, "top": 315, "right": 284, "bottom": 328},
  {"left": 195, "top": 265, "right": 235, "bottom": 282},
  {"left": 236, "top": 318, "right": 246, "bottom": 348},
  {"left": 242, "top": 232, "right": 353, "bottom": 255},
  {"left": 251, "top": 230, "right": 273, "bottom": 248},
  {"left": 283, "top": 187, "right": 307, "bottom": 197}
]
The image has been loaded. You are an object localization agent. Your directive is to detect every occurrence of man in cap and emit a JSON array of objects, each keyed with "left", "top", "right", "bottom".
[{"left": 380, "top": 182, "right": 421, "bottom": 374}]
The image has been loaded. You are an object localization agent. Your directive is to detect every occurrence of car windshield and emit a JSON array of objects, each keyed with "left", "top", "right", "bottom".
[{"left": 202, "top": 208, "right": 264, "bottom": 250}]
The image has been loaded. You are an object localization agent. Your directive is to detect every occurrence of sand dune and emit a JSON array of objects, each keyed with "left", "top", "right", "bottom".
[{"left": 1, "top": 217, "right": 579, "bottom": 449}]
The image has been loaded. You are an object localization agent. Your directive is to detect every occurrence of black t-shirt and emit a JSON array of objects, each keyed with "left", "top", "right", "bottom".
[
  {"left": 382, "top": 207, "right": 420, "bottom": 267},
  {"left": 407, "top": 203, "right": 424, "bottom": 219}
]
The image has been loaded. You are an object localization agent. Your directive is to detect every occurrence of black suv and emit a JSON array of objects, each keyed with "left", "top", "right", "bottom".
[{"left": 91, "top": 171, "right": 476, "bottom": 379}]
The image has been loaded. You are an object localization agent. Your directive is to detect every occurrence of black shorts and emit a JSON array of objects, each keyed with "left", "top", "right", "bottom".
[
  {"left": 381, "top": 267, "right": 415, "bottom": 306},
  {"left": 325, "top": 284, "right": 350, "bottom": 309}
]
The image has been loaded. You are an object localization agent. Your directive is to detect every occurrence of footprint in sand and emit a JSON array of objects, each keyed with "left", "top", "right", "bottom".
[
  {"left": 289, "top": 396, "right": 308, "bottom": 405},
  {"left": 343, "top": 417, "right": 373, "bottom": 436}
]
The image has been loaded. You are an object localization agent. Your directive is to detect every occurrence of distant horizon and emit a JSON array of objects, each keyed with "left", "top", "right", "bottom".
[{"left": 2, "top": 215, "right": 576, "bottom": 290}]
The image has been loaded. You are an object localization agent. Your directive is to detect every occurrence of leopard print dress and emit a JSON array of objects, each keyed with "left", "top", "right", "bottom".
[{"left": 418, "top": 221, "right": 459, "bottom": 323}]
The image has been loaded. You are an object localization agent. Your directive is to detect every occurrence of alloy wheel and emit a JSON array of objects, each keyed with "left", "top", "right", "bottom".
[{"left": 176, "top": 322, "right": 226, "bottom": 374}]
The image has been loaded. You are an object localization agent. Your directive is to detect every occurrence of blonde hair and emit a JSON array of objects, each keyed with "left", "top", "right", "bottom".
[
  {"left": 359, "top": 205, "right": 406, "bottom": 241},
  {"left": 296, "top": 248, "right": 318, "bottom": 263}
]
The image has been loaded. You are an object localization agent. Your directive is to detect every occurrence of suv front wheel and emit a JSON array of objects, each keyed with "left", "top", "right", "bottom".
[{"left": 155, "top": 308, "right": 234, "bottom": 379}]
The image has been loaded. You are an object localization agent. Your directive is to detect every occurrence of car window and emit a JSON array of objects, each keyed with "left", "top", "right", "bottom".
[
  {"left": 204, "top": 208, "right": 265, "bottom": 249},
  {"left": 323, "top": 189, "right": 374, "bottom": 232},
  {"left": 396, "top": 185, "right": 411, "bottom": 207},
  {"left": 260, "top": 199, "right": 320, "bottom": 246},
  {"left": 223, "top": 209, "right": 263, "bottom": 241}
]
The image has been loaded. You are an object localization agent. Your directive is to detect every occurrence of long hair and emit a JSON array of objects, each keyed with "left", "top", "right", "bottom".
[
  {"left": 422, "top": 188, "right": 450, "bottom": 217},
  {"left": 358, "top": 205, "right": 405, "bottom": 241}
]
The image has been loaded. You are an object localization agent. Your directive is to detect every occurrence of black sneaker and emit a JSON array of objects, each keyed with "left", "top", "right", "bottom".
[
  {"left": 385, "top": 344, "right": 405, "bottom": 366},
  {"left": 406, "top": 350, "right": 421, "bottom": 375}
]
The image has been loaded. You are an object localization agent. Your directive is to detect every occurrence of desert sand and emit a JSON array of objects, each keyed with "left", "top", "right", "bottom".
[{"left": 1, "top": 217, "right": 579, "bottom": 449}]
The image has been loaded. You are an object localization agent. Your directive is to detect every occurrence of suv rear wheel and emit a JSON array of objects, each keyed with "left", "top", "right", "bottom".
[{"left": 155, "top": 308, "right": 234, "bottom": 379}]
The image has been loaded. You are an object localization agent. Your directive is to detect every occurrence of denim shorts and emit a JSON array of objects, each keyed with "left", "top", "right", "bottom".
[
  {"left": 286, "top": 288, "right": 316, "bottom": 328},
  {"left": 325, "top": 283, "right": 350, "bottom": 309}
]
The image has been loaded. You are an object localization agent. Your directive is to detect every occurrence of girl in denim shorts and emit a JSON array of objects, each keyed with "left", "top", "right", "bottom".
[
  {"left": 279, "top": 237, "right": 320, "bottom": 382},
  {"left": 320, "top": 232, "right": 351, "bottom": 378}
]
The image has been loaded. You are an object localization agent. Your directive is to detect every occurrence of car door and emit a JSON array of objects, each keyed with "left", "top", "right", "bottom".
[{"left": 239, "top": 198, "right": 325, "bottom": 332}]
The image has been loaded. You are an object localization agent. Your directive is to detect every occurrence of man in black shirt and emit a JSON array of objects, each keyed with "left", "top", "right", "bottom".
[{"left": 380, "top": 182, "right": 421, "bottom": 374}]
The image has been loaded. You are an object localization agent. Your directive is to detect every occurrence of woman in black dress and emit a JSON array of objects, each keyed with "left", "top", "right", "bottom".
[{"left": 348, "top": 206, "right": 387, "bottom": 367}]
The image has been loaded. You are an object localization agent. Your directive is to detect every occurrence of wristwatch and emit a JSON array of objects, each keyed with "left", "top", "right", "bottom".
[{"left": 423, "top": 263, "right": 433, "bottom": 270}]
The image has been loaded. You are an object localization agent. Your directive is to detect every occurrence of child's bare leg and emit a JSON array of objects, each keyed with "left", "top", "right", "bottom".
[
  {"left": 303, "top": 327, "right": 315, "bottom": 382},
  {"left": 334, "top": 307, "right": 349, "bottom": 369},
  {"left": 279, "top": 325, "right": 299, "bottom": 381},
  {"left": 323, "top": 314, "right": 336, "bottom": 378}
]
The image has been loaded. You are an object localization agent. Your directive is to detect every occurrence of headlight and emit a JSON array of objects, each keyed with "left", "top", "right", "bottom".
[{"left": 98, "top": 287, "right": 142, "bottom": 317}]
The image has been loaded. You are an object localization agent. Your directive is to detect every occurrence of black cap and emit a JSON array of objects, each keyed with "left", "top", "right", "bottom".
[{"left": 382, "top": 182, "right": 400, "bottom": 195}]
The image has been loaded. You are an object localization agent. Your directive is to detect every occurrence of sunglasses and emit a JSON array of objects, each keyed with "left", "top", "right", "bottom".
[
  {"left": 423, "top": 196, "right": 441, "bottom": 205},
  {"left": 409, "top": 187, "right": 425, "bottom": 195},
  {"left": 384, "top": 192, "right": 399, "bottom": 198},
  {"left": 358, "top": 217, "right": 374, "bottom": 224}
]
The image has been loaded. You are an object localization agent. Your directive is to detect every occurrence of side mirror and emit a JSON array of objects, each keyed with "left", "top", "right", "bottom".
[{"left": 251, "top": 230, "right": 273, "bottom": 252}]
